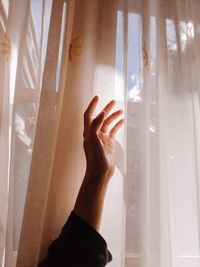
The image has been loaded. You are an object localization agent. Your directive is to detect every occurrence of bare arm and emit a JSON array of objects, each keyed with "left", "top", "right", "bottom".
[
  {"left": 38, "top": 96, "right": 124, "bottom": 267},
  {"left": 74, "top": 96, "right": 124, "bottom": 231}
]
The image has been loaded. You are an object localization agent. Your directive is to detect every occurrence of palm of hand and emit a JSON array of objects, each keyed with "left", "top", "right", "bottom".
[
  {"left": 99, "top": 131, "right": 115, "bottom": 170},
  {"left": 83, "top": 96, "right": 124, "bottom": 178}
]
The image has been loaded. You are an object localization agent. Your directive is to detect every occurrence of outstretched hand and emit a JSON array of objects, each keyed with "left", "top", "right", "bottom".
[
  {"left": 83, "top": 96, "right": 124, "bottom": 180},
  {"left": 74, "top": 96, "right": 124, "bottom": 230}
]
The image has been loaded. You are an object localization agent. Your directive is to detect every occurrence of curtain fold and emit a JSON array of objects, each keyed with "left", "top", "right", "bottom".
[
  {"left": 0, "top": 0, "right": 32, "bottom": 266},
  {"left": 1, "top": 0, "right": 200, "bottom": 267},
  {"left": 0, "top": 5, "right": 11, "bottom": 267},
  {"left": 16, "top": 1, "right": 75, "bottom": 266},
  {"left": 124, "top": 0, "right": 200, "bottom": 266}
]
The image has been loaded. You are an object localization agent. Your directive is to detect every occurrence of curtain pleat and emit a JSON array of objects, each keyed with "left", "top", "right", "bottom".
[
  {"left": 0, "top": 17, "right": 10, "bottom": 267},
  {"left": 0, "top": 0, "right": 31, "bottom": 266},
  {"left": 16, "top": 1, "right": 75, "bottom": 266},
  {"left": 156, "top": 1, "right": 173, "bottom": 266}
]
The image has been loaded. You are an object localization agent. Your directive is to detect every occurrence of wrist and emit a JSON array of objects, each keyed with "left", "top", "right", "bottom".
[{"left": 85, "top": 167, "right": 113, "bottom": 185}]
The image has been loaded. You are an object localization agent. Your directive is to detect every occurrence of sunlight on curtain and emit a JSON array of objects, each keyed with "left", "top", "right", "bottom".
[
  {"left": 1, "top": 1, "right": 200, "bottom": 267},
  {"left": 11, "top": 0, "right": 52, "bottom": 255},
  {"left": 125, "top": 1, "right": 200, "bottom": 267},
  {"left": 0, "top": 0, "right": 53, "bottom": 266},
  {"left": 16, "top": 1, "right": 75, "bottom": 266},
  {"left": 0, "top": 0, "right": 11, "bottom": 265}
]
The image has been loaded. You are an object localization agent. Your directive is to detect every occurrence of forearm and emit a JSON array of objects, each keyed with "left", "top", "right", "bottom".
[{"left": 74, "top": 169, "right": 110, "bottom": 231}]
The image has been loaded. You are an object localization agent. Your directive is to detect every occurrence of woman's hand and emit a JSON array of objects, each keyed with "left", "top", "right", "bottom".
[
  {"left": 74, "top": 96, "right": 124, "bottom": 230},
  {"left": 83, "top": 95, "right": 124, "bottom": 180}
]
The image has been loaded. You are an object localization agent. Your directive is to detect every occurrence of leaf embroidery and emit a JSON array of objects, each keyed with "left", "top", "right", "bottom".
[
  {"left": 27, "top": 116, "right": 36, "bottom": 126},
  {"left": 0, "top": 35, "right": 11, "bottom": 60},
  {"left": 142, "top": 41, "right": 149, "bottom": 68},
  {"left": 69, "top": 36, "right": 82, "bottom": 62}
]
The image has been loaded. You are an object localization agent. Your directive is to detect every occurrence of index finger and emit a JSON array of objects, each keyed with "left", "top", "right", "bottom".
[{"left": 84, "top": 95, "right": 99, "bottom": 130}]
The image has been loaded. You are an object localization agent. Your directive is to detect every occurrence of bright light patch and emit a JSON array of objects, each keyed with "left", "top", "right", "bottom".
[
  {"left": 115, "top": 11, "right": 124, "bottom": 101},
  {"left": 15, "top": 114, "right": 25, "bottom": 131},
  {"left": 56, "top": 1, "right": 67, "bottom": 92},
  {"left": 187, "top": 22, "right": 194, "bottom": 38},
  {"left": 9, "top": 45, "right": 18, "bottom": 105},
  {"left": 166, "top": 19, "right": 178, "bottom": 53},
  {"left": 2, "top": 0, "right": 9, "bottom": 17},
  {"left": 115, "top": 71, "right": 124, "bottom": 101},
  {"left": 94, "top": 64, "right": 116, "bottom": 100},
  {"left": 0, "top": 15, "right": 6, "bottom": 32},
  {"left": 128, "top": 85, "right": 142, "bottom": 102},
  {"left": 15, "top": 114, "right": 31, "bottom": 147},
  {"left": 149, "top": 125, "right": 156, "bottom": 133}
]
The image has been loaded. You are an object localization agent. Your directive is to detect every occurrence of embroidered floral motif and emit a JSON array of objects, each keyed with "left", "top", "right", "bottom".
[
  {"left": 69, "top": 36, "right": 82, "bottom": 61},
  {"left": 27, "top": 116, "right": 36, "bottom": 126},
  {"left": 0, "top": 35, "right": 11, "bottom": 60},
  {"left": 142, "top": 41, "right": 149, "bottom": 68}
]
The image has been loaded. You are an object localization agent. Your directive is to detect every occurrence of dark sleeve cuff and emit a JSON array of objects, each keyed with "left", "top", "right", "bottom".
[{"left": 38, "top": 211, "right": 112, "bottom": 267}]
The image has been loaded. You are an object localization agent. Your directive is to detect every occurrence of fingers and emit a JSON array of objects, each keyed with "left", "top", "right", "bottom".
[
  {"left": 91, "top": 110, "right": 106, "bottom": 132},
  {"left": 84, "top": 96, "right": 124, "bottom": 136},
  {"left": 92, "top": 100, "right": 116, "bottom": 132},
  {"left": 84, "top": 97, "right": 115, "bottom": 130},
  {"left": 84, "top": 95, "right": 99, "bottom": 130},
  {"left": 102, "top": 100, "right": 116, "bottom": 116},
  {"left": 109, "top": 119, "right": 124, "bottom": 138},
  {"left": 101, "top": 109, "right": 123, "bottom": 133}
]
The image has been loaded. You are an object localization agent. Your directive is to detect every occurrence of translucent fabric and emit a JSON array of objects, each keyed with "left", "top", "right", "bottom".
[
  {"left": 125, "top": 1, "right": 200, "bottom": 266},
  {"left": 0, "top": 0, "right": 53, "bottom": 266},
  {"left": 1, "top": 0, "right": 200, "bottom": 267}
]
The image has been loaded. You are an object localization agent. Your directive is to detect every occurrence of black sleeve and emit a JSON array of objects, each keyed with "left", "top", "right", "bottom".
[{"left": 38, "top": 211, "right": 112, "bottom": 267}]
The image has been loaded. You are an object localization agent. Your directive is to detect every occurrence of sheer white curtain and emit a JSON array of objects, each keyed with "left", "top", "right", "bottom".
[
  {"left": 1, "top": 0, "right": 200, "bottom": 267},
  {"left": 0, "top": 0, "right": 53, "bottom": 266},
  {"left": 125, "top": 1, "right": 200, "bottom": 266}
]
